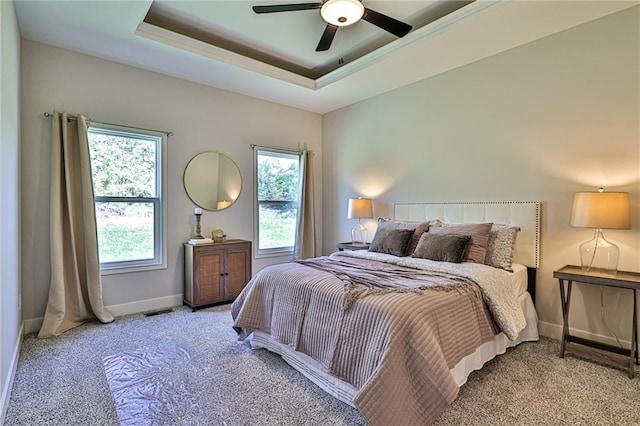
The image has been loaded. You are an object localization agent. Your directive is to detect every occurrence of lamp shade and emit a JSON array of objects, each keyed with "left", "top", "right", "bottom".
[
  {"left": 347, "top": 198, "right": 373, "bottom": 219},
  {"left": 321, "top": 0, "right": 364, "bottom": 26},
  {"left": 570, "top": 192, "right": 630, "bottom": 229}
]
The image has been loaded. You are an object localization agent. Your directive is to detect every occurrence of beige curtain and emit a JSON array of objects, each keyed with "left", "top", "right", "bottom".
[
  {"left": 294, "top": 150, "right": 316, "bottom": 259},
  {"left": 38, "top": 111, "right": 114, "bottom": 338}
]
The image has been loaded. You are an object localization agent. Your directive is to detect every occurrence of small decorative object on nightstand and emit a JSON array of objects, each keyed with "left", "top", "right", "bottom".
[
  {"left": 554, "top": 265, "right": 639, "bottom": 378},
  {"left": 336, "top": 242, "right": 370, "bottom": 251},
  {"left": 211, "top": 228, "right": 226, "bottom": 243},
  {"left": 193, "top": 207, "right": 204, "bottom": 239}
]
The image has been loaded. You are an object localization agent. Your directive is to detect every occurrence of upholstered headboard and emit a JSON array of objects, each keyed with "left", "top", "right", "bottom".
[{"left": 394, "top": 201, "right": 541, "bottom": 268}]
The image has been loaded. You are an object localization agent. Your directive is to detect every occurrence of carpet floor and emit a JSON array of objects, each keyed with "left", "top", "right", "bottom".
[{"left": 4, "top": 304, "right": 640, "bottom": 425}]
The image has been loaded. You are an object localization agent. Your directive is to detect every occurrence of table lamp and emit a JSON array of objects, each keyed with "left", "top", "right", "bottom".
[
  {"left": 347, "top": 197, "right": 373, "bottom": 245},
  {"left": 570, "top": 188, "right": 630, "bottom": 275}
]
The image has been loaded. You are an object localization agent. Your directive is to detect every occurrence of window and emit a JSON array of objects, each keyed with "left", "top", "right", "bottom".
[
  {"left": 87, "top": 124, "right": 167, "bottom": 273},
  {"left": 255, "top": 148, "right": 302, "bottom": 257}
]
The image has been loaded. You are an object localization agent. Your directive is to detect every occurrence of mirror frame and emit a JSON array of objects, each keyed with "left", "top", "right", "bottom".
[{"left": 183, "top": 151, "right": 242, "bottom": 211}]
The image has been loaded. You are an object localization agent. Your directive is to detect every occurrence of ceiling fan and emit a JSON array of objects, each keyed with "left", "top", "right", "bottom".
[{"left": 252, "top": 0, "right": 413, "bottom": 52}]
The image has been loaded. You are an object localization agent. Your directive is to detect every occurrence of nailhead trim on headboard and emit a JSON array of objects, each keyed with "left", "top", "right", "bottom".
[{"left": 394, "top": 201, "right": 541, "bottom": 268}]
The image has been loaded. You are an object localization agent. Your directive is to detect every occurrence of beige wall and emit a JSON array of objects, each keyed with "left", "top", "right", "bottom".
[
  {"left": 15, "top": 0, "right": 640, "bottom": 352},
  {"left": 323, "top": 7, "right": 640, "bottom": 343},
  {"left": 20, "top": 41, "right": 323, "bottom": 329},
  {"left": 1, "top": 0, "right": 22, "bottom": 421}
]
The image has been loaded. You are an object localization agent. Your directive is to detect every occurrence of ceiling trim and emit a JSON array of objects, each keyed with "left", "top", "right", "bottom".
[
  {"left": 135, "top": 1, "right": 496, "bottom": 91},
  {"left": 135, "top": 21, "right": 317, "bottom": 89}
]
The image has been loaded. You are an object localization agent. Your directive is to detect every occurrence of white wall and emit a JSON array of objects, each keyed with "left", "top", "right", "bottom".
[
  {"left": 0, "top": 0, "right": 22, "bottom": 421},
  {"left": 20, "top": 41, "right": 323, "bottom": 329},
  {"left": 323, "top": 7, "right": 640, "bottom": 344}
]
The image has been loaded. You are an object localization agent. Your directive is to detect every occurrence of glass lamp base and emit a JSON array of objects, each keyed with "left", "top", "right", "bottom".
[
  {"left": 351, "top": 221, "right": 368, "bottom": 246},
  {"left": 579, "top": 229, "right": 619, "bottom": 276}
]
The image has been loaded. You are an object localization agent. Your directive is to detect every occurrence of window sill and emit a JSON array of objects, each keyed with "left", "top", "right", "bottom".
[
  {"left": 100, "top": 261, "right": 167, "bottom": 276},
  {"left": 255, "top": 248, "right": 294, "bottom": 260}
]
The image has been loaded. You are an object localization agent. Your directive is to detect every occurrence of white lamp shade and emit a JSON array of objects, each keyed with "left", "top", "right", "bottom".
[
  {"left": 321, "top": 0, "right": 364, "bottom": 26},
  {"left": 570, "top": 192, "right": 630, "bottom": 229},
  {"left": 347, "top": 198, "right": 373, "bottom": 219}
]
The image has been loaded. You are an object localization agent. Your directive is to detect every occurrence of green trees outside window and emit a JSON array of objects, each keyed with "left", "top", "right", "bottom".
[
  {"left": 256, "top": 149, "right": 301, "bottom": 254},
  {"left": 87, "top": 125, "right": 164, "bottom": 270}
]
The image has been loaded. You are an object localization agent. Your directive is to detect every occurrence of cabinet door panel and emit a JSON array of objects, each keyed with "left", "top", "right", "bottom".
[
  {"left": 225, "top": 249, "right": 249, "bottom": 299},
  {"left": 195, "top": 251, "right": 222, "bottom": 304}
]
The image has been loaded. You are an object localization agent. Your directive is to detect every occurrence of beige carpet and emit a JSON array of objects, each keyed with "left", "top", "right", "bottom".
[{"left": 5, "top": 304, "right": 640, "bottom": 425}]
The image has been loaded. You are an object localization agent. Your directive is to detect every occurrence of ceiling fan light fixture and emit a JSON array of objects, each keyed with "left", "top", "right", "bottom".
[{"left": 320, "top": 0, "right": 364, "bottom": 26}]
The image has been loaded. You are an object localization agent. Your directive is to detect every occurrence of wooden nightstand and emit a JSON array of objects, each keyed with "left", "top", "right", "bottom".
[
  {"left": 184, "top": 239, "right": 252, "bottom": 311},
  {"left": 554, "top": 265, "right": 639, "bottom": 378},
  {"left": 336, "top": 242, "right": 370, "bottom": 251}
]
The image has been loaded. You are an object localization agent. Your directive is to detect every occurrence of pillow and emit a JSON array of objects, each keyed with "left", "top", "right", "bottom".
[
  {"left": 369, "top": 228, "right": 414, "bottom": 257},
  {"left": 428, "top": 222, "right": 493, "bottom": 264},
  {"left": 412, "top": 233, "right": 471, "bottom": 263},
  {"left": 377, "top": 218, "right": 440, "bottom": 256},
  {"left": 485, "top": 224, "right": 520, "bottom": 271}
]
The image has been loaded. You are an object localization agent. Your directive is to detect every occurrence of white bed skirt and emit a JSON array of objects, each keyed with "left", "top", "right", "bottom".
[{"left": 249, "top": 292, "right": 539, "bottom": 408}]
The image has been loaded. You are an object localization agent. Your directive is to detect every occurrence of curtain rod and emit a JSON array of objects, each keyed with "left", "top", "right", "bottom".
[{"left": 43, "top": 112, "right": 174, "bottom": 137}]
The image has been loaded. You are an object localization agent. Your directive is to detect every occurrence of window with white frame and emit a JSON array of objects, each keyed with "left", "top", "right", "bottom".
[
  {"left": 87, "top": 124, "right": 167, "bottom": 273},
  {"left": 254, "top": 148, "right": 302, "bottom": 257}
]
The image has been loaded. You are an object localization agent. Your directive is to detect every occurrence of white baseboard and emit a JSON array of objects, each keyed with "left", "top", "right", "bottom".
[
  {"left": 22, "top": 294, "right": 184, "bottom": 335},
  {"left": 1, "top": 322, "right": 23, "bottom": 424},
  {"left": 106, "top": 294, "right": 183, "bottom": 317},
  {"left": 538, "top": 320, "right": 632, "bottom": 348}
]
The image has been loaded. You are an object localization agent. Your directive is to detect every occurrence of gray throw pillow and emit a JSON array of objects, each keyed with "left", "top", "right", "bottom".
[
  {"left": 369, "top": 228, "right": 414, "bottom": 257},
  {"left": 412, "top": 233, "right": 471, "bottom": 263},
  {"left": 428, "top": 222, "right": 493, "bottom": 264},
  {"left": 376, "top": 218, "right": 441, "bottom": 256},
  {"left": 377, "top": 218, "right": 426, "bottom": 256}
]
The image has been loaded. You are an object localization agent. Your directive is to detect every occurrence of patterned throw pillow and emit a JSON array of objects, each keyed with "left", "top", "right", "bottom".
[
  {"left": 428, "top": 222, "right": 493, "bottom": 264},
  {"left": 369, "top": 228, "right": 414, "bottom": 257},
  {"left": 412, "top": 233, "right": 471, "bottom": 263},
  {"left": 485, "top": 224, "right": 520, "bottom": 271}
]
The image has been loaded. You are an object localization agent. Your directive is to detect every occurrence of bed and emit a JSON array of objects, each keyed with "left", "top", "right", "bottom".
[{"left": 231, "top": 201, "right": 540, "bottom": 425}]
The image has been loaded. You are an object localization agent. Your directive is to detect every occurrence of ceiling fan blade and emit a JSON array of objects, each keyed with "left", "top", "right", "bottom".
[
  {"left": 316, "top": 24, "right": 338, "bottom": 51},
  {"left": 252, "top": 3, "right": 321, "bottom": 14},
  {"left": 362, "top": 7, "right": 412, "bottom": 38}
]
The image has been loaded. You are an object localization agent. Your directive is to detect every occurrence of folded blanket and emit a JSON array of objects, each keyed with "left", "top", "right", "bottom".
[{"left": 296, "top": 256, "right": 471, "bottom": 309}]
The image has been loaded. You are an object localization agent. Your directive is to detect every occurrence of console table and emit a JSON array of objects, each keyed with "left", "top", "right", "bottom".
[{"left": 554, "top": 265, "right": 639, "bottom": 378}]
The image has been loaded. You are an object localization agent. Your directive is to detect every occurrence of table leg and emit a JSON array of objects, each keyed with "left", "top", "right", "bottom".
[
  {"left": 631, "top": 289, "right": 638, "bottom": 378},
  {"left": 559, "top": 279, "right": 573, "bottom": 357}
]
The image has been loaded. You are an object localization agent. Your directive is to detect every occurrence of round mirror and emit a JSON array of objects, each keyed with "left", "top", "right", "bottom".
[{"left": 183, "top": 151, "right": 242, "bottom": 211}]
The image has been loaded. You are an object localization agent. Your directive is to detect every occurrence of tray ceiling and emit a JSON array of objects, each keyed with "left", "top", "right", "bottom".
[{"left": 14, "top": 1, "right": 638, "bottom": 114}]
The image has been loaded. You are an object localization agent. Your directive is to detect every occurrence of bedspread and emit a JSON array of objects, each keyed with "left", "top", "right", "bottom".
[
  {"left": 335, "top": 250, "right": 528, "bottom": 340},
  {"left": 231, "top": 254, "right": 514, "bottom": 425}
]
